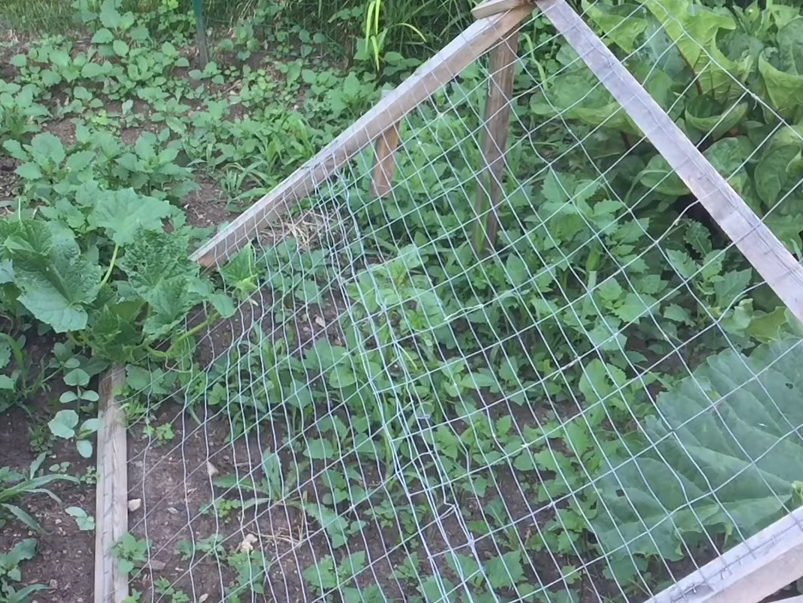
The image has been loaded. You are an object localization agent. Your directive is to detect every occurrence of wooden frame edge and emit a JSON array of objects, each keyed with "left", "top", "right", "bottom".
[
  {"left": 190, "top": 4, "right": 534, "bottom": 268},
  {"left": 472, "top": 0, "right": 532, "bottom": 20},
  {"left": 643, "top": 506, "right": 803, "bottom": 603},
  {"left": 94, "top": 366, "right": 128, "bottom": 603}
]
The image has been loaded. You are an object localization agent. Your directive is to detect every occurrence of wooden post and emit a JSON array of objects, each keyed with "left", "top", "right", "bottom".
[
  {"left": 369, "top": 90, "right": 401, "bottom": 198},
  {"left": 190, "top": 4, "right": 534, "bottom": 268},
  {"left": 536, "top": 0, "right": 803, "bottom": 325},
  {"left": 472, "top": 29, "right": 519, "bottom": 255},
  {"left": 94, "top": 366, "right": 128, "bottom": 603}
]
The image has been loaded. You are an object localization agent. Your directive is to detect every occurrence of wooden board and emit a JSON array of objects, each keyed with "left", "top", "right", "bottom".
[
  {"left": 535, "top": 0, "right": 803, "bottom": 325},
  {"left": 94, "top": 366, "right": 128, "bottom": 603},
  {"left": 472, "top": 0, "right": 532, "bottom": 20},
  {"left": 638, "top": 505, "right": 803, "bottom": 603},
  {"left": 369, "top": 90, "right": 401, "bottom": 198},
  {"left": 191, "top": 4, "right": 534, "bottom": 268},
  {"left": 473, "top": 28, "right": 520, "bottom": 253}
]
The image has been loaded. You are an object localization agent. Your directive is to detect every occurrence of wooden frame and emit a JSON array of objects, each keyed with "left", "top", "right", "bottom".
[
  {"left": 640, "top": 505, "right": 803, "bottom": 603},
  {"left": 472, "top": 0, "right": 532, "bottom": 20},
  {"left": 99, "top": 0, "right": 803, "bottom": 601},
  {"left": 369, "top": 90, "right": 401, "bottom": 198},
  {"left": 535, "top": 0, "right": 803, "bottom": 326},
  {"left": 190, "top": 3, "right": 534, "bottom": 268},
  {"left": 94, "top": 366, "right": 128, "bottom": 603},
  {"left": 473, "top": 28, "right": 520, "bottom": 253}
]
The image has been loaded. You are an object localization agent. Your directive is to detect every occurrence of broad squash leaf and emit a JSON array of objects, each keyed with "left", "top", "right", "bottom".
[
  {"left": 592, "top": 339, "right": 803, "bottom": 570},
  {"left": 0, "top": 220, "right": 101, "bottom": 332},
  {"left": 88, "top": 189, "right": 173, "bottom": 245}
]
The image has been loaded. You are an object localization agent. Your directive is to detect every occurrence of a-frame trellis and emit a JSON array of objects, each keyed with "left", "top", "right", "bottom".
[{"left": 94, "top": 1, "right": 803, "bottom": 602}]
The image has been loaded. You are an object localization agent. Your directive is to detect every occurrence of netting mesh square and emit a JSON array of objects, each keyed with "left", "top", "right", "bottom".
[{"left": 121, "top": 3, "right": 803, "bottom": 603}]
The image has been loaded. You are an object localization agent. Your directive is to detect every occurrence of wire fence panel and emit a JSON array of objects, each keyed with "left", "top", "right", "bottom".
[{"left": 123, "top": 3, "right": 803, "bottom": 603}]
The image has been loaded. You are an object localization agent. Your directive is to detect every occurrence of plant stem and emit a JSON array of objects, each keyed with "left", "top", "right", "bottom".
[{"left": 100, "top": 243, "right": 120, "bottom": 288}]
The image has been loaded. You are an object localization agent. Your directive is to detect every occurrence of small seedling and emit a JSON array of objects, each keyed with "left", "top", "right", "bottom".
[{"left": 66, "top": 506, "right": 95, "bottom": 531}]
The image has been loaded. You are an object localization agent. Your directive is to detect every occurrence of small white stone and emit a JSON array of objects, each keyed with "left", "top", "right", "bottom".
[{"left": 128, "top": 499, "right": 142, "bottom": 512}]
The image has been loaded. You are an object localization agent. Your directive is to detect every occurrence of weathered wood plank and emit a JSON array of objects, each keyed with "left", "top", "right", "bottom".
[
  {"left": 536, "top": 0, "right": 803, "bottom": 324},
  {"left": 473, "top": 29, "right": 520, "bottom": 253},
  {"left": 94, "top": 366, "right": 128, "bottom": 603},
  {"left": 638, "top": 505, "right": 803, "bottom": 603},
  {"left": 191, "top": 4, "right": 534, "bottom": 268},
  {"left": 369, "top": 90, "right": 401, "bottom": 198},
  {"left": 472, "top": 0, "right": 532, "bottom": 20}
]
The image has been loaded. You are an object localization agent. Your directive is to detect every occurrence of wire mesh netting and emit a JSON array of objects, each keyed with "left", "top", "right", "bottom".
[{"left": 123, "top": 3, "right": 803, "bottom": 603}]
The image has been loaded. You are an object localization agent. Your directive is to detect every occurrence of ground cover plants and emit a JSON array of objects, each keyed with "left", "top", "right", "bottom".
[{"left": 1, "top": 0, "right": 803, "bottom": 602}]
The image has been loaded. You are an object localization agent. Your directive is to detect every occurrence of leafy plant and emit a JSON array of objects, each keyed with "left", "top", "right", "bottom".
[
  {"left": 0, "top": 453, "right": 77, "bottom": 532},
  {"left": 592, "top": 338, "right": 803, "bottom": 583},
  {"left": 0, "top": 539, "right": 48, "bottom": 603}
]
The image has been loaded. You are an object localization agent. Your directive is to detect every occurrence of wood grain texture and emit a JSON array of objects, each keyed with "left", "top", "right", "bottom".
[
  {"left": 94, "top": 366, "right": 128, "bottom": 603},
  {"left": 473, "top": 29, "right": 519, "bottom": 253},
  {"left": 472, "top": 0, "right": 532, "bottom": 19},
  {"left": 535, "top": 0, "right": 803, "bottom": 324},
  {"left": 637, "top": 505, "right": 803, "bottom": 603},
  {"left": 191, "top": 4, "right": 534, "bottom": 268},
  {"left": 369, "top": 90, "right": 401, "bottom": 198}
]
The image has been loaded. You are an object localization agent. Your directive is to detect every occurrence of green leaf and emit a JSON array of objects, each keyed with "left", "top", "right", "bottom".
[
  {"left": 76, "top": 440, "right": 93, "bottom": 458},
  {"left": 758, "top": 19, "right": 803, "bottom": 121},
  {"left": 582, "top": 1, "right": 649, "bottom": 53},
  {"left": 88, "top": 189, "right": 172, "bottom": 245},
  {"left": 91, "top": 28, "right": 114, "bottom": 44},
  {"left": 207, "top": 292, "right": 236, "bottom": 318},
  {"left": 505, "top": 253, "right": 528, "bottom": 287},
  {"left": 714, "top": 269, "right": 752, "bottom": 307},
  {"left": 219, "top": 244, "right": 258, "bottom": 298},
  {"left": 684, "top": 97, "right": 749, "bottom": 141},
  {"left": 15, "top": 163, "right": 43, "bottom": 180},
  {"left": 641, "top": 0, "right": 752, "bottom": 101},
  {"left": 591, "top": 339, "right": 803, "bottom": 564},
  {"left": 5, "top": 221, "right": 102, "bottom": 333},
  {"left": 63, "top": 368, "right": 90, "bottom": 387},
  {"left": 112, "top": 39, "right": 129, "bottom": 57},
  {"left": 306, "top": 438, "right": 335, "bottom": 460},
  {"left": 48, "top": 409, "right": 79, "bottom": 439},
  {"left": 755, "top": 144, "right": 800, "bottom": 207},
  {"left": 30, "top": 132, "right": 65, "bottom": 165}
]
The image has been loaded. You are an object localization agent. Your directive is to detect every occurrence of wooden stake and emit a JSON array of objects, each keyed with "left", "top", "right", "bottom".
[
  {"left": 191, "top": 4, "right": 534, "bottom": 268},
  {"left": 473, "top": 29, "right": 519, "bottom": 254},
  {"left": 536, "top": 0, "right": 803, "bottom": 325},
  {"left": 369, "top": 90, "right": 401, "bottom": 198},
  {"left": 94, "top": 366, "right": 128, "bottom": 603}
]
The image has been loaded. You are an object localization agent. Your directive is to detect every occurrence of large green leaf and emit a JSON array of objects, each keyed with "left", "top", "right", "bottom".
[
  {"left": 582, "top": 0, "right": 649, "bottom": 53},
  {"left": 592, "top": 339, "right": 803, "bottom": 570},
  {"left": 638, "top": 136, "right": 752, "bottom": 197},
  {"left": 530, "top": 64, "right": 675, "bottom": 134},
  {"left": 757, "top": 19, "right": 803, "bottom": 122},
  {"left": 1, "top": 221, "right": 102, "bottom": 332},
  {"left": 639, "top": 0, "right": 753, "bottom": 101},
  {"left": 88, "top": 189, "right": 174, "bottom": 245}
]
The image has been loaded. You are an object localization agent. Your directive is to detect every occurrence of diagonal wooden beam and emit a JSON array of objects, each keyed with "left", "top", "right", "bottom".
[
  {"left": 191, "top": 4, "right": 534, "bottom": 268},
  {"left": 472, "top": 0, "right": 533, "bottom": 20},
  {"left": 535, "top": 0, "right": 803, "bottom": 325}
]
